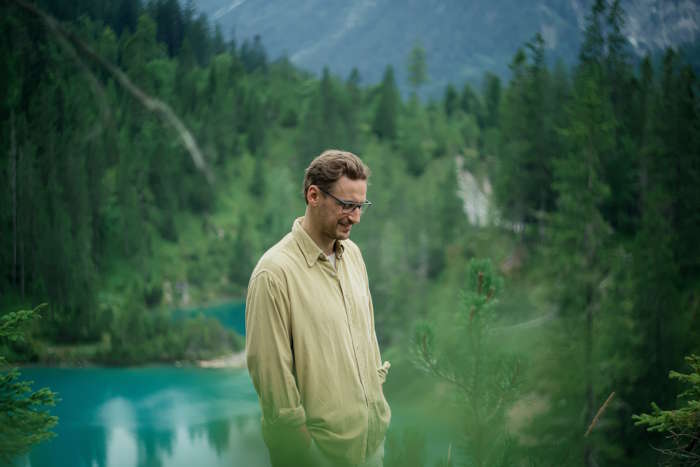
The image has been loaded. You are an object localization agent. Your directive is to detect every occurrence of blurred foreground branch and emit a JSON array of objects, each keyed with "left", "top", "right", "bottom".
[
  {"left": 585, "top": 391, "right": 615, "bottom": 437},
  {"left": 634, "top": 355, "right": 700, "bottom": 466},
  {"left": 413, "top": 259, "right": 518, "bottom": 467},
  {"left": 0, "top": 304, "right": 58, "bottom": 463},
  {"left": 5, "top": 0, "right": 213, "bottom": 183}
]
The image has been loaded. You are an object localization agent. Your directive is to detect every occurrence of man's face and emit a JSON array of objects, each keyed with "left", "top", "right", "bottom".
[{"left": 317, "top": 176, "right": 367, "bottom": 242}]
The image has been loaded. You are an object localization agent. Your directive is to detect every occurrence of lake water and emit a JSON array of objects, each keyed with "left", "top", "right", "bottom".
[
  {"left": 17, "top": 367, "right": 269, "bottom": 467},
  {"left": 15, "top": 302, "right": 450, "bottom": 466},
  {"left": 16, "top": 365, "right": 451, "bottom": 467}
]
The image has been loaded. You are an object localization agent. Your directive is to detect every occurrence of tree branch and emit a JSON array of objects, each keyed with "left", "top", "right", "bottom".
[
  {"left": 585, "top": 391, "right": 615, "bottom": 437},
  {"left": 6, "top": 0, "right": 213, "bottom": 183}
]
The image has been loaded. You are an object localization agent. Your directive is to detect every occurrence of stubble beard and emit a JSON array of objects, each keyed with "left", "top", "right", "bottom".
[
  {"left": 329, "top": 219, "right": 352, "bottom": 241},
  {"left": 337, "top": 224, "right": 351, "bottom": 239}
]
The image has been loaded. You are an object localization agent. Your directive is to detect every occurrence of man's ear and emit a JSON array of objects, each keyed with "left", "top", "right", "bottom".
[{"left": 306, "top": 185, "right": 321, "bottom": 206}]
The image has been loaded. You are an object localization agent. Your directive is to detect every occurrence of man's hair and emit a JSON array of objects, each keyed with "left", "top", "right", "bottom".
[{"left": 303, "top": 149, "right": 370, "bottom": 203}]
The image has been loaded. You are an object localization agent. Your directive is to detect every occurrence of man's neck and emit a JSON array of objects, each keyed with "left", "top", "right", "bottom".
[{"left": 301, "top": 215, "right": 335, "bottom": 256}]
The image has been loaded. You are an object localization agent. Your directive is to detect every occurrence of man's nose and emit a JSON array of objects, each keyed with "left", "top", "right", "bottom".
[{"left": 348, "top": 207, "right": 362, "bottom": 224}]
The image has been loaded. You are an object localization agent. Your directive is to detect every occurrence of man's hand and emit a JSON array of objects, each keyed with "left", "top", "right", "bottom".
[
  {"left": 299, "top": 424, "right": 312, "bottom": 449},
  {"left": 266, "top": 424, "right": 314, "bottom": 467}
]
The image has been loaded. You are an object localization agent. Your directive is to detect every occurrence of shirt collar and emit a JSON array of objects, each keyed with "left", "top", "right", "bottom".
[{"left": 292, "top": 217, "right": 344, "bottom": 267}]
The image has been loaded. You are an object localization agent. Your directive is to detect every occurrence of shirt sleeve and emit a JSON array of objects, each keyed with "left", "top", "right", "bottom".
[
  {"left": 360, "top": 253, "right": 390, "bottom": 385},
  {"left": 368, "top": 290, "right": 390, "bottom": 384},
  {"left": 246, "top": 270, "right": 306, "bottom": 430}
]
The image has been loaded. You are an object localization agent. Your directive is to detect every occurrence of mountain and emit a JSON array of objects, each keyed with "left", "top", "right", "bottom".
[{"left": 194, "top": 0, "right": 700, "bottom": 96}]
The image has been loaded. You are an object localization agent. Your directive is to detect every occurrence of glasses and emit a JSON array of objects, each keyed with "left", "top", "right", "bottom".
[{"left": 319, "top": 187, "right": 372, "bottom": 214}]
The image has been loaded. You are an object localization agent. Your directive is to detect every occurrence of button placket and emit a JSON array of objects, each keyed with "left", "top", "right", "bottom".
[{"left": 337, "top": 265, "right": 369, "bottom": 405}]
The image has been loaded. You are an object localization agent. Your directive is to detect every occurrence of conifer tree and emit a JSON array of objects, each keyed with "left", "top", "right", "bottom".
[
  {"left": 482, "top": 72, "right": 501, "bottom": 129},
  {"left": 460, "top": 83, "right": 482, "bottom": 126},
  {"left": 633, "top": 354, "right": 700, "bottom": 466},
  {"left": 496, "top": 35, "right": 558, "bottom": 229},
  {"left": 443, "top": 84, "right": 459, "bottom": 117},
  {"left": 299, "top": 68, "right": 354, "bottom": 158},
  {"left": 372, "top": 65, "right": 399, "bottom": 141},
  {"left": 546, "top": 64, "right": 614, "bottom": 467},
  {"left": 415, "top": 259, "right": 518, "bottom": 467},
  {"left": 629, "top": 51, "right": 681, "bottom": 410},
  {"left": 599, "top": 0, "right": 639, "bottom": 234},
  {"left": 407, "top": 41, "right": 428, "bottom": 97},
  {"left": 0, "top": 305, "right": 58, "bottom": 463},
  {"left": 579, "top": 0, "right": 605, "bottom": 66}
]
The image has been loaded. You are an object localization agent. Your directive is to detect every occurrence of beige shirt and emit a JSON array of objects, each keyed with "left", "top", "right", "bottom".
[{"left": 246, "top": 218, "right": 391, "bottom": 464}]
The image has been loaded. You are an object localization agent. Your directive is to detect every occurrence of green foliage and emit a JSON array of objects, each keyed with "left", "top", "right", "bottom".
[
  {"left": 385, "top": 428, "right": 428, "bottom": 467},
  {"left": 494, "top": 34, "right": 561, "bottom": 227},
  {"left": 105, "top": 306, "right": 242, "bottom": 365},
  {"left": 0, "top": 304, "right": 58, "bottom": 463},
  {"left": 481, "top": 72, "right": 501, "bottom": 129},
  {"left": 633, "top": 355, "right": 700, "bottom": 466},
  {"left": 299, "top": 67, "right": 358, "bottom": 158},
  {"left": 398, "top": 102, "right": 432, "bottom": 176},
  {"left": 443, "top": 84, "right": 459, "bottom": 117},
  {"left": 407, "top": 42, "right": 429, "bottom": 93},
  {"left": 414, "top": 259, "right": 518, "bottom": 466},
  {"left": 372, "top": 65, "right": 400, "bottom": 140}
]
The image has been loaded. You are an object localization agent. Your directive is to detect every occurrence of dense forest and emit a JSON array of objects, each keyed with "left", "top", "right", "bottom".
[{"left": 1, "top": 0, "right": 699, "bottom": 465}]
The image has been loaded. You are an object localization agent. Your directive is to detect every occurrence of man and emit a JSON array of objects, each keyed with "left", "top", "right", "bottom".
[{"left": 246, "top": 150, "right": 391, "bottom": 467}]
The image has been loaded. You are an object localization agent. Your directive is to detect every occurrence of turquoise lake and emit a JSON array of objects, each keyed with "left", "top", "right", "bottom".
[
  {"left": 17, "top": 366, "right": 269, "bottom": 467},
  {"left": 14, "top": 303, "right": 450, "bottom": 466},
  {"left": 17, "top": 303, "right": 268, "bottom": 466},
  {"left": 15, "top": 367, "right": 449, "bottom": 467}
]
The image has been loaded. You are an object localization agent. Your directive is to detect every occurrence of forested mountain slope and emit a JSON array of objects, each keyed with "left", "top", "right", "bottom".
[{"left": 196, "top": 0, "right": 700, "bottom": 94}]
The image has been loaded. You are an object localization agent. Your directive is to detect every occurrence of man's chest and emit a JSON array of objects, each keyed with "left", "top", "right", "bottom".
[{"left": 285, "top": 261, "right": 373, "bottom": 352}]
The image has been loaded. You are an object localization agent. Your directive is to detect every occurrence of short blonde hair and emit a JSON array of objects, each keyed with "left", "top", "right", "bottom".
[{"left": 302, "top": 150, "right": 370, "bottom": 203}]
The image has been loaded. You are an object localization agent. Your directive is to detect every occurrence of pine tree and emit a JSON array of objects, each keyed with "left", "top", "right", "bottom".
[
  {"left": 633, "top": 355, "right": 700, "bottom": 465},
  {"left": 482, "top": 72, "right": 501, "bottom": 129},
  {"left": 579, "top": 0, "right": 605, "bottom": 67},
  {"left": 414, "top": 259, "right": 518, "bottom": 467},
  {"left": 460, "top": 83, "right": 483, "bottom": 126},
  {"left": 629, "top": 50, "right": 681, "bottom": 412},
  {"left": 0, "top": 305, "right": 58, "bottom": 463},
  {"left": 407, "top": 41, "right": 428, "bottom": 97},
  {"left": 243, "top": 89, "right": 266, "bottom": 154},
  {"left": 601, "top": 0, "right": 638, "bottom": 235},
  {"left": 443, "top": 84, "right": 459, "bottom": 117},
  {"left": 372, "top": 66, "right": 400, "bottom": 141},
  {"left": 545, "top": 65, "right": 614, "bottom": 466},
  {"left": 299, "top": 68, "right": 354, "bottom": 158},
  {"left": 496, "top": 35, "right": 559, "bottom": 229},
  {"left": 398, "top": 99, "right": 431, "bottom": 176}
]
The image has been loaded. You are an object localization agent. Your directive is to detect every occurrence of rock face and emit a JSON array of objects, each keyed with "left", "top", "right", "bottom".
[
  {"left": 454, "top": 155, "right": 525, "bottom": 233},
  {"left": 195, "top": 0, "right": 698, "bottom": 95},
  {"left": 455, "top": 155, "right": 491, "bottom": 227},
  {"left": 619, "top": 0, "right": 699, "bottom": 54}
]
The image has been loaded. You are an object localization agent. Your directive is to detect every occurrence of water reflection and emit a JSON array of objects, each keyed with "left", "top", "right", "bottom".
[
  {"left": 202, "top": 418, "right": 230, "bottom": 455},
  {"left": 18, "top": 367, "right": 269, "bottom": 467}
]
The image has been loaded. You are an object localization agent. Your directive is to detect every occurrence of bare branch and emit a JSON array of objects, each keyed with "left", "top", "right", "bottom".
[
  {"left": 417, "top": 335, "right": 472, "bottom": 397},
  {"left": 585, "top": 391, "right": 615, "bottom": 437}
]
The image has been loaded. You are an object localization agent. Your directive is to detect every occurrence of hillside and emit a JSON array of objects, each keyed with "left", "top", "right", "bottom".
[{"left": 195, "top": 0, "right": 700, "bottom": 95}]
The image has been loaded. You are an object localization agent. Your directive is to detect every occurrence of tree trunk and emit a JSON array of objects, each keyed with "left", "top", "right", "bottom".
[
  {"left": 18, "top": 145, "right": 25, "bottom": 299},
  {"left": 584, "top": 151, "right": 596, "bottom": 467},
  {"left": 20, "top": 228, "right": 25, "bottom": 299},
  {"left": 10, "top": 110, "right": 18, "bottom": 288},
  {"left": 584, "top": 285, "right": 594, "bottom": 467}
]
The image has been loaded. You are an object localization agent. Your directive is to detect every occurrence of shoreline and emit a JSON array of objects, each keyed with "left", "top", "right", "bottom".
[
  {"left": 196, "top": 350, "right": 246, "bottom": 369},
  {"left": 15, "top": 350, "right": 247, "bottom": 370}
]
